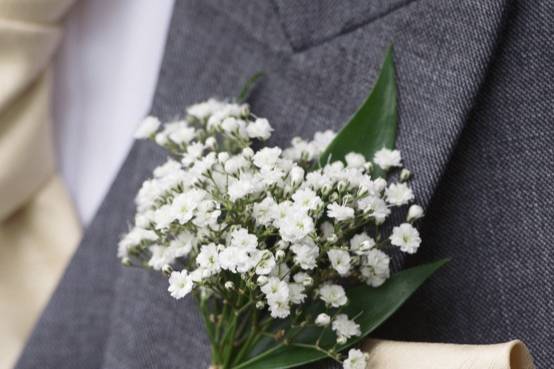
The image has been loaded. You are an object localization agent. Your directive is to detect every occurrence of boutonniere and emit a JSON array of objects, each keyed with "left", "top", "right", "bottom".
[{"left": 120, "top": 47, "right": 447, "bottom": 369}]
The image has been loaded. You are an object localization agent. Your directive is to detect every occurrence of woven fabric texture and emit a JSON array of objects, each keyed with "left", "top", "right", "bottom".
[{"left": 16, "top": 0, "right": 552, "bottom": 368}]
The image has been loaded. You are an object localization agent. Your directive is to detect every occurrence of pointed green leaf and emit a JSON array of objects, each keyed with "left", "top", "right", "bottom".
[
  {"left": 319, "top": 46, "right": 397, "bottom": 177},
  {"left": 233, "top": 259, "right": 448, "bottom": 369},
  {"left": 237, "top": 71, "right": 265, "bottom": 103}
]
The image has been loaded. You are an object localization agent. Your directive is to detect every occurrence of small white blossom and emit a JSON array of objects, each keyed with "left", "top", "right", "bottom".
[
  {"left": 279, "top": 210, "right": 314, "bottom": 243},
  {"left": 253, "top": 197, "right": 277, "bottom": 226},
  {"left": 291, "top": 240, "right": 319, "bottom": 270},
  {"left": 255, "top": 250, "right": 276, "bottom": 275},
  {"left": 373, "top": 148, "right": 401, "bottom": 170},
  {"left": 361, "top": 249, "right": 390, "bottom": 287},
  {"left": 168, "top": 270, "right": 193, "bottom": 299},
  {"left": 135, "top": 116, "right": 160, "bottom": 139},
  {"left": 292, "top": 188, "right": 322, "bottom": 211},
  {"left": 196, "top": 244, "right": 221, "bottom": 275},
  {"left": 228, "top": 173, "right": 257, "bottom": 201},
  {"left": 315, "top": 313, "right": 331, "bottom": 327},
  {"left": 327, "top": 203, "right": 355, "bottom": 221},
  {"left": 358, "top": 196, "right": 390, "bottom": 224},
  {"left": 345, "top": 153, "right": 366, "bottom": 168},
  {"left": 224, "top": 155, "right": 249, "bottom": 174},
  {"left": 332, "top": 314, "right": 361, "bottom": 342},
  {"left": 293, "top": 272, "right": 313, "bottom": 286},
  {"left": 390, "top": 223, "right": 421, "bottom": 254},
  {"left": 343, "top": 349, "right": 368, "bottom": 369},
  {"left": 261, "top": 277, "right": 289, "bottom": 301},
  {"left": 327, "top": 249, "right": 351, "bottom": 276},
  {"left": 168, "top": 231, "right": 195, "bottom": 258},
  {"left": 288, "top": 283, "right": 307, "bottom": 304},
  {"left": 247, "top": 118, "right": 273, "bottom": 140},
  {"left": 319, "top": 284, "right": 348, "bottom": 307},
  {"left": 268, "top": 295, "right": 290, "bottom": 318},
  {"left": 350, "top": 233, "right": 375, "bottom": 255},
  {"left": 148, "top": 245, "right": 175, "bottom": 270},
  {"left": 289, "top": 165, "right": 305, "bottom": 185},
  {"left": 253, "top": 147, "right": 282, "bottom": 169},
  {"left": 118, "top": 227, "right": 158, "bottom": 258},
  {"left": 230, "top": 228, "right": 258, "bottom": 249},
  {"left": 186, "top": 98, "right": 225, "bottom": 119},
  {"left": 407, "top": 204, "right": 424, "bottom": 221},
  {"left": 385, "top": 183, "right": 414, "bottom": 206},
  {"left": 171, "top": 189, "right": 206, "bottom": 224}
]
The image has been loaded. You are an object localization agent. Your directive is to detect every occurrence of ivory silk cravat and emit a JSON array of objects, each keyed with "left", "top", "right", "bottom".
[
  {"left": 0, "top": 1, "right": 80, "bottom": 368},
  {"left": 13, "top": 1, "right": 549, "bottom": 369}
]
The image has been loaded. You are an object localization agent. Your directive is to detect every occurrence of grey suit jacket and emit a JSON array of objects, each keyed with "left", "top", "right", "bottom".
[{"left": 16, "top": 0, "right": 553, "bottom": 368}]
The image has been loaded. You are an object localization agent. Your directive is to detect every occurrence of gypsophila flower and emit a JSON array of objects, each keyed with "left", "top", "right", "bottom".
[
  {"left": 327, "top": 249, "right": 351, "bottom": 276},
  {"left": 247, "top": 118, "right": 273, "bottom": 140},
  {"left": 350, "top": 232, "right": 375, "bottom": 255},
  {"left": 134, "top": 116, "right": 160, "bottom": 139},
  {"left": 343, "top": 349, "right": 368, "bottom": 369},
  {"left": 390, "top": 223, "right": 421, "bottom": 254},
  {"left": 332, "top": 314, "right": 361, "bottom": 343},
  {"left": 407, "top": 204, "right": 424, "bottom": 221},
  {"left": 315, "top": 313, "right": 331, "bottom": 326},
  {"left": 327, "top": 203, "right": 355, "bottom": 221},
  {"left": 361, "top": 249, "right": 390, "bottom": 287},
  {"left": 373, "top": 148, "right": 401, "bottom": 170},
  {"left": 168, "top": 270, "right": 193, "bottom": 299},
  {"left": 385, "top": 183, "right": 414, "bottom": 206},
  {"left": 319, "top": 284, "right": 348, "bottom": 307}
]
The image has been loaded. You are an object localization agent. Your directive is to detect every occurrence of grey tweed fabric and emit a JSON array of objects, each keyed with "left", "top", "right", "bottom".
[{"left": 15, "top": 0, "right": 553, "bottom": 368}]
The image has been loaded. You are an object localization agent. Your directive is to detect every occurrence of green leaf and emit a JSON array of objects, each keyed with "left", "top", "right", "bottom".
[
  {"left": 232, "top": 259, "right": 448, "bottom": 369},
  {"left": 319, "top": 46, "right": 397, "bottom": 177},
  {"left": 237, "top": 71, "right": 265, "bottom": 103}
]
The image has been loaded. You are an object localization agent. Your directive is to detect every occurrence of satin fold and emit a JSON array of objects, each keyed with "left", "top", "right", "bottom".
[
  {"left": 363, "top": 339, "right": 535, "bottom": 369},
  {"left": 0, "top": 1, "right": 79, "bottom": 368}
]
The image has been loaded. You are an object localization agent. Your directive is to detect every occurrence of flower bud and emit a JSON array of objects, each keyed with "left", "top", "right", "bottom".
[
  {"left": 276, "top": 240, "right": 289, "bottom": 250},
  {"left": 240, "top": 104, "right": 250, "bottom": 117},
  {"left": 121, "top": 257, "right": 132, "bottom": 267},
  {"left": 321, "top": 184, "right": 332, "bottom": 196},
  {"left": 357, "top": 186, "right": 368, "bottom": 198},
  {"left": 337, "top": 180, "right": 348, "bottom": 193},
  {"left": 302, "top": 276, "right": 313, "bottom": 287},
  {"left": 374, "top": 177, "right": 387, "bottom": 192},
  {"left": 217, "top": 152, "right": 229, "bottom": 163},
  {"left": 407, "top": 204, "right": 424, "bottom": 221},
  {"left": 162, "top": 264, "right": 173, "bottom": 276},
  {"left": 364, "top": 161, "right": 373, "bottom": 173},
  {"left": 327, "top": 234, "right": 338, "bottom": 243},
  {"left": 256, "top": 301, "right": 265, "bottom": 309},
  {"left": 342, "top": 194, "right": 354, "bottom": 204},
  {"left": 400, "top": 168, "right": 412, "bottom": 182},
  {"left": 289, "top": 166, "right": 305, "bottom": 185},
  {"left": 337, "top": 336, "right": 347, "bottom": 344},
  {"left": 224, "top": 281, "right": 235, "bottom": 290},
  {"left": 205, "top": 136, "right": 216, "bottom": 149},
  {"left": 242, "top": 147, "right": 254, "bottom": 158},
  {"left": 257, "top": 276, "right": 268, "bottom": 285},
  {"left": 275, "top": 249, "right": 286, "bottom": 261},
  {"left": 329, "top": 192, "right": 339, "bottom": 202},
  {"left": 155, "top": 132, "right": 169, "bottom": 146},
  {"left": 315, "top": 313, "right": 331, "bottom": 326}
]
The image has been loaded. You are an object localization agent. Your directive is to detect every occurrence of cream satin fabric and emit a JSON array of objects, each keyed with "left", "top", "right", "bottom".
[
  {"left": 363, "top": 339, "right": 535, "bottom": 369},
  {"left": 0, "top": 1, "right": 80, "bottom": 369}
]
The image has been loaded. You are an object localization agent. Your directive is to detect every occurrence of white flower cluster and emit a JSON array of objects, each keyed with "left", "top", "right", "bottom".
[{"left": 120, "top": 98, "right": 423, "bottom": 356}]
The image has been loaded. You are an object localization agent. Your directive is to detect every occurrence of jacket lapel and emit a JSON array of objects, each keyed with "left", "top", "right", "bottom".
[{"left": 265, "top": 0, "right": 511, "bottom": 206}]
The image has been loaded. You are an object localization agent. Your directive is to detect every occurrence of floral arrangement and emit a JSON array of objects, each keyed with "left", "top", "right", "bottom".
[{"left": 118, "top": 48, "right": 445, "bottom": 369}]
